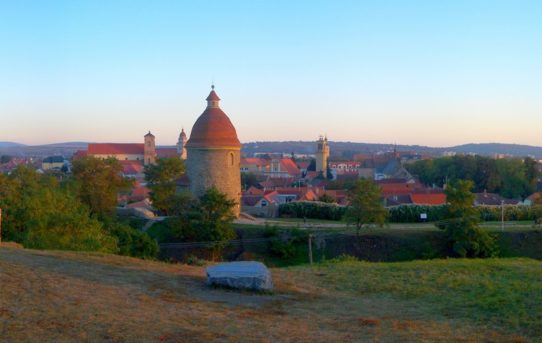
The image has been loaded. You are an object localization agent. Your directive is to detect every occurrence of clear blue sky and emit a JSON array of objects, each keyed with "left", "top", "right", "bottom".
[{"left": 1, "top": 0, "right": 541, "bottom": 146}]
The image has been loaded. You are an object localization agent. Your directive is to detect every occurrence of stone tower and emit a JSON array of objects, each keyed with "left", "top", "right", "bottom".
[
  {"left": 315, "top": 135, "right": 329, "bottom": 174},
  {"left": 176, "top": 128, "right": 188, "bottom": 160},
  {"left": 185, "top": 86, "right": 241, "bottom": 217},
  {"left": 144, "top": 131, "right": 156, "bottom": 165}
]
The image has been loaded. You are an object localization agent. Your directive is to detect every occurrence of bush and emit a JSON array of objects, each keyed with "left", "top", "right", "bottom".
[
  {"left": 107, "top": 221, "right": 158, "bottom": 259},
  {"left": 279, "top": 201, "right": 347, "bottom": 220},
  {"left": 388, "top": 205, "right": 449, "bottom": 223},
  {"left": 268, "top": 228, "right": 309, "bottom": 259}
]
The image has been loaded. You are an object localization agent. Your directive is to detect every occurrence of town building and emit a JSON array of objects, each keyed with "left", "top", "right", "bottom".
[{"left": 41, "top": 156, "right": 66, "bottom": 171}]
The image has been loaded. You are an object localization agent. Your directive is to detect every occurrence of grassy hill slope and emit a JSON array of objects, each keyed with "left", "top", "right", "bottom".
[{"left": 1, "top": 246, "right": 540, "bottom": 342}]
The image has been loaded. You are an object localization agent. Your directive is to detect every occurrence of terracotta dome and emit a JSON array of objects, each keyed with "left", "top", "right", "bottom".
[{"left": 186, "top": 89, "right": 241, "bottom": 148}]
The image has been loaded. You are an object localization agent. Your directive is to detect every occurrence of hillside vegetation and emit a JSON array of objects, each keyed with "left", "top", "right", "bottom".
[{"left": 1, "top": 246, "right": 540, "bottom": 342}]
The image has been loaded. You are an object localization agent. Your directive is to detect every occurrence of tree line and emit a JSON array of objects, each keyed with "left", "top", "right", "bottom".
[
  {"left": 0, "top": 158, "right": 157, "bottom": 258},
  {"left": 406, "top": 155, "right": 539, "bottom": 199}
]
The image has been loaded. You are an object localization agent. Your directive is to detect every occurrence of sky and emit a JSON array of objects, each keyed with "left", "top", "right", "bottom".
[{"left": 1, "top": 0, "right": 541, "bottom": 147}]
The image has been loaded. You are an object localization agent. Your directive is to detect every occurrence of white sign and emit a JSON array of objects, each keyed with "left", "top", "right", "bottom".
[{"left": 420, "top": 213, "right": 427, "bottom": 220}]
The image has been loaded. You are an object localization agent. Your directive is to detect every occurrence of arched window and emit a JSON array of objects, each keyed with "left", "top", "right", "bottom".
[{"left": 230, "top": 152, "right": 234, "bottom": 166}]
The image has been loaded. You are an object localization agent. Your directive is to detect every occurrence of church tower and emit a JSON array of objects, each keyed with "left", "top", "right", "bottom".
[
  {"left": 176, "top": 128, "right": 187, "bottom": 160},
  {"left": 315, "top": 135, "right": 329, "bottom": 174},
  {"left": 185, "top": 86, "right": 241, "bottom": 217},
  {"left": 144, "top": 131, "right": 156, "bottom": 165}
]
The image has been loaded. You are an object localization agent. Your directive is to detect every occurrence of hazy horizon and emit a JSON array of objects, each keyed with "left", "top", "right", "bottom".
[{"left": 1, "top": 1, "right": 541, "bottom": 147}]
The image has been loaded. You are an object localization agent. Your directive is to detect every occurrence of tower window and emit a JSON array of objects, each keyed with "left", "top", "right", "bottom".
[{"left": 230, "top": 153, "right": 234, "bottom": 166}]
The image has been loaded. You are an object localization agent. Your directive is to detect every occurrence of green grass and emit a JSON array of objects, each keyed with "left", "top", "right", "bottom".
[
  {"left": 2, "top": 246, "right": 541, "bottom": 341},
  {"left": 289, "top": 257, "right": 542, "bottom": 339}
]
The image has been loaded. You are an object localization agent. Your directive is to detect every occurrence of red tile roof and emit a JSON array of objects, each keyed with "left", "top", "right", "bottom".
[
  {"left": 72, "top": 150, "right": 88, "bottom": 159},
  {"left": 120, "top": 160, "right": 144, "bottom": 175},
  {"left": 206, "top": 90, "right": 221, "bottom": 101},
  {"left": 280, "top": 159, "right": 301, "bottom": 176},
  {"left": 186, "top": 90, "right": 240, "bottom": 148},
  {"left": 241, "top": 158, "right": 268, "bottom": 167},
  {"left": 410, "top": 193, "right": 447, "bottom": 205},
  {"left": 88, "top": 143, "right": 144, "bottom": 155},
  {"left": 156, "top": 148, "right": 179, "bottom": 158}
]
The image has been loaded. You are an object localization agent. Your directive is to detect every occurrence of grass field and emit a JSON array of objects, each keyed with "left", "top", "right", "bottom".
[{"left": 1, "top": 245, "right": 540, "bottom": 342}]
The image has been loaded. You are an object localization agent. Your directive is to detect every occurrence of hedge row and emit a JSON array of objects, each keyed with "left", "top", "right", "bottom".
[
  {"left": 279, "top": 202, "right": 542, "bottom": 223},
  {"left": 279, "top": 201, "right": 347, "bottom": 221}
]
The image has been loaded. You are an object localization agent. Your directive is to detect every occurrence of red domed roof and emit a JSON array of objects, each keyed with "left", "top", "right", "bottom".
[{"left": 186, "top": 89, "right": 241, "bottom": 148}]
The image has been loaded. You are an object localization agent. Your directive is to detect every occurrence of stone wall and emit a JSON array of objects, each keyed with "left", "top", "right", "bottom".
[{"left": 186, "top": 147, "right": 241, "bottom": 217}]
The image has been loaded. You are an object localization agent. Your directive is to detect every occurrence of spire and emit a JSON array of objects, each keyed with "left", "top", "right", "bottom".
[{"left": 206, "top": 85, "right": 221, "bottom": 108}]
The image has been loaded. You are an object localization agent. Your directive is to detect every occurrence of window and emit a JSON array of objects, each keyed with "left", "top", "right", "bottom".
[{"left": 230, "top": 152, "right": 234, "bottom": 166}]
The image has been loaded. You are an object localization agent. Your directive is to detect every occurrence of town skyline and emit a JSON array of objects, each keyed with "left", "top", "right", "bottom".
[{"left": 2, "top": 1, "right": 541, "bottom": 146}]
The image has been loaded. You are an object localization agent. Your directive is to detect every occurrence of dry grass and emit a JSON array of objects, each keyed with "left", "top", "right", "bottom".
[{"left": 0, "top": 247, "right": 539, "bottom": 342}]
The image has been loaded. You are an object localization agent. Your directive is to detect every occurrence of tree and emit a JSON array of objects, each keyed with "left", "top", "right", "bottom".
[
  {"left": 72, "top": 157, "right": 130, "bottom": 219},
  {"left": 307, "top": 159, "right": 316, "bottom": 172},
  {"left": 0, "top": 166, "right": 117, "bottom": 252},
  {"left": 241, "top": 172, "right": 259, "bottom": 190},
  {"left": 318, "top": 193, "right": 336, "bottom": 203},
  {"left": 144, "top": 157, "right": 185, "bottom": 214},
  {"left": 523, "top": 157, "right": 539, "bottom": 196},
  {"left": 0, "top": 155, "right": 13, "bottom": 164},
  {"left": 343, "top": 178, "right": 387, "bottom": 235},
  {"left": 437, "top": 180, "right": 498, "bottom": 258},
  {"left": 194, "top": 187, "right": 237, "bottom": 259}
]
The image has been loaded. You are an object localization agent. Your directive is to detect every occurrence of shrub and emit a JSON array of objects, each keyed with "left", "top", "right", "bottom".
[{"left": 279, "top": 201, "right": 347, "bottom": 220}]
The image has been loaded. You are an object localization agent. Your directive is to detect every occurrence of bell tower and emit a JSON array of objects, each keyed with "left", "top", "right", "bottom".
[
  {"left": 144, "top": 131, "right": 156, "bottom": 165},
  {"left": 315, "top": 135, "right": 329, "bottom": 174},
  {"left": 177, "top": 128, "right": 188, "bottom": 160}
]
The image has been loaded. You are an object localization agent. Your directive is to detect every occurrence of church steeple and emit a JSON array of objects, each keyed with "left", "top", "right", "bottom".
[
  {"left": 177, "top": 128, "right": 188, "bottom": 159},
  {"left": 206, "top": 85, "right": 221, "bottom": 109}
]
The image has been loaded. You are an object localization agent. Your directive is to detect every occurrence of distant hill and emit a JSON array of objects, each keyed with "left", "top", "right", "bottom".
[
  {"left": 449, "top": 143, "right": 542, "bottom": 158},
  {"left": 2, "top": 140, "right": 542, "bottom": 159},
  {"left": 0, "top": 142, "right": 26, "bottom": 148},
  {"left": 241, "top": 141, "right": 542, "bottom": 159}
]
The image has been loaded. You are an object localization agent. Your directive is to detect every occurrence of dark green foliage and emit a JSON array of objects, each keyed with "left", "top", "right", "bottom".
[
  {"left": 307, "top": 159, "right": 316, "bottom": 171},
  {"left": 344, "top": 179, "right": 387, "bottom": 234},
  {"left": 267, "top": 227, "right": 309, "bottom": 259},
  {"left": 436, "top": 180, "right": 498, "bottom": 258},
  {"left": 72, "top": 156, "right": 130, "bottom": 219},
  {"left": 106, "top": 220, "right": 158, "bottom": 259},
  {"left": 279, "top": 201, "right": 347, "bottom": 220},
  {"left": 318, "top": 193, "right": 336, "bottom": 203},
  {"left": 150, "top": 187, "right": 237, "bottom": 260},
  {"left": 325, "top": 179, "right": 358, "bottom": 190},
  {"left": 144, "top": 157, "right": 185, "bottom": 215},
  {"left": 241, "top": 172, "right": 260, "bottom": 190},
  {"left": 407, "top": 155, "right": 539, "bottom": 199},
  {"left": 388, "top": 205, "right": 449, "bottom": 223},
  {"left": 196, "top": 187, "right": 236, "bottom": 243},
  {"left": 0, "top": 166, "right": 116, "bottom": 253}
]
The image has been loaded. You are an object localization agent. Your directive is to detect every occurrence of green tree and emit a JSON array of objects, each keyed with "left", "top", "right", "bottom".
[
  {"left": 343, "top": 178, "right": 387, "bottom": 235},
  {"left": 318, "top": 193, "right": 336, "bottom": 203},
  {"left": 144, "top": 157, "right": 185, "bottom": 214},
  {"left": 194, "top": 187, "right": 237, "bottom": 259},
  {"left": 241, "top": 172, "right": 259, "bottom": 190},
  {"left": 72, "top": 157, "right": 130, "bottom": 219},
  {"left": 437, "top": 180, "right": 498, "bottom": 257},
  {"left": 523, "top": 157, "right": 539, "bottom": 196},
  {"left": 0, "top": 166, "right": 117, "bottom": 252},
  {"left": 307, "top": 159, "right": 316, "bottom": 171}
]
